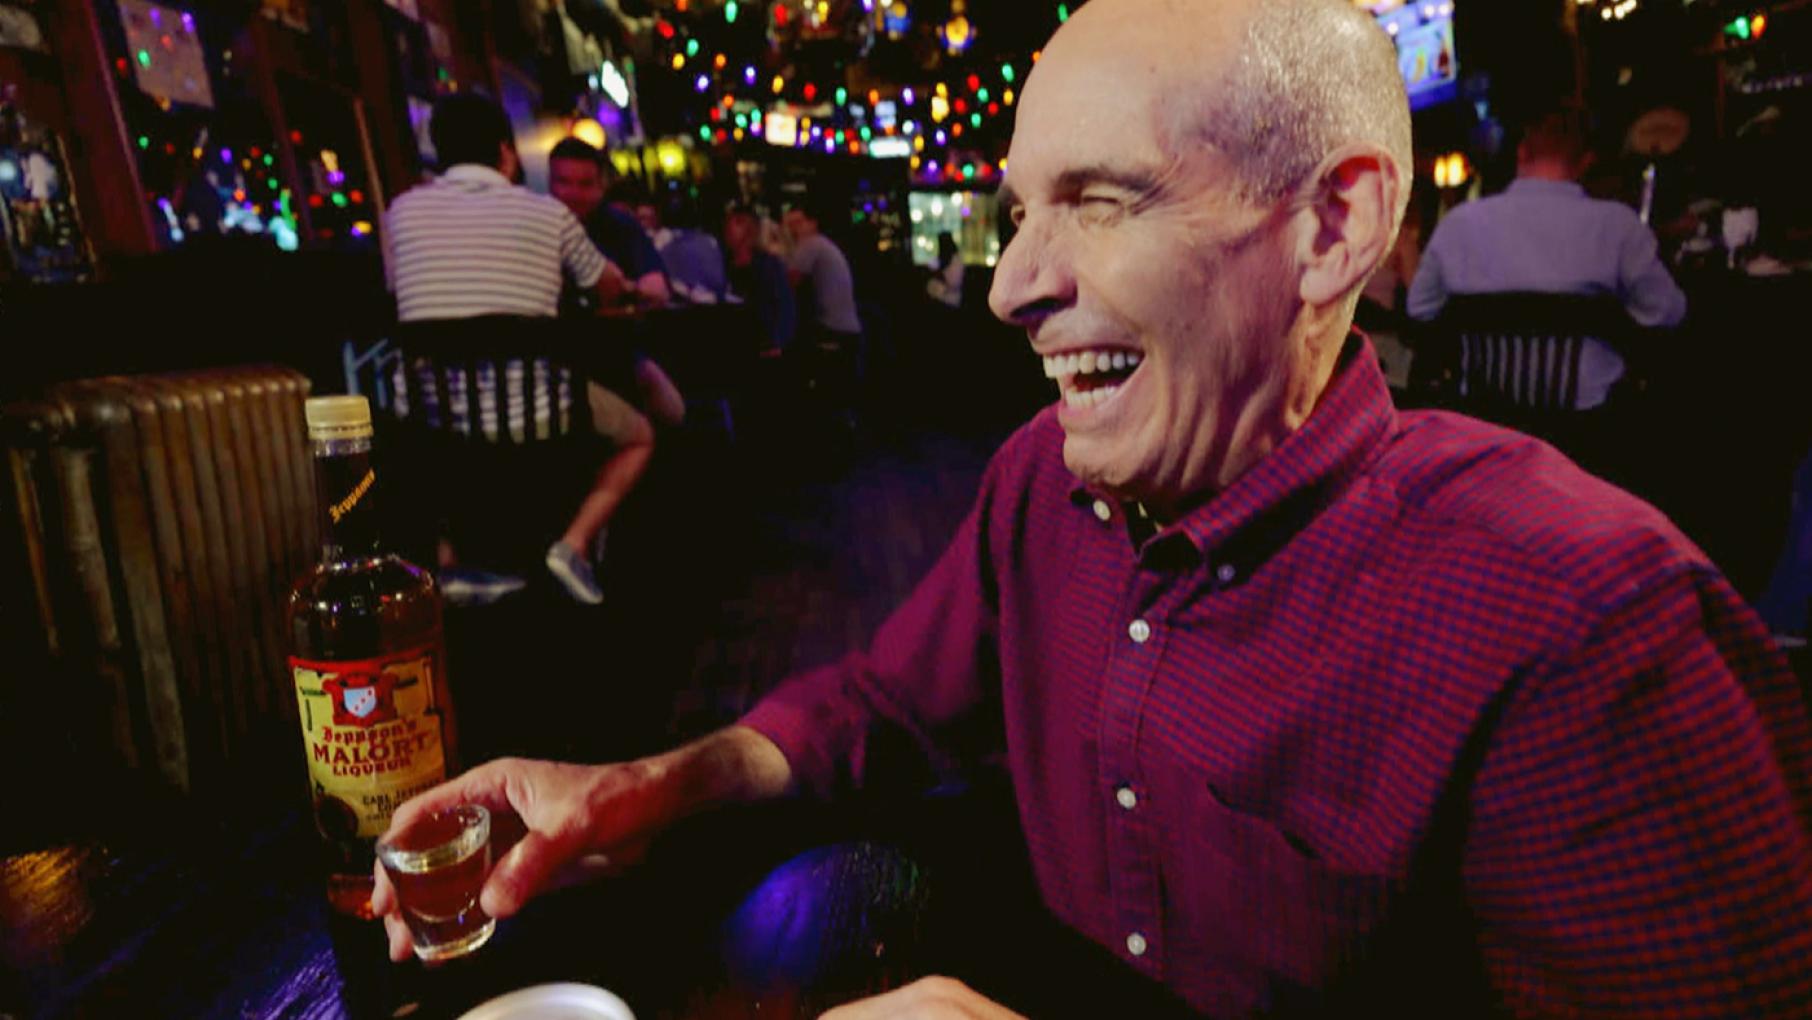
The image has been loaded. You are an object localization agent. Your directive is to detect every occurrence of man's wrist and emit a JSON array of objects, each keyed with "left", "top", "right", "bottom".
[{"left": 626, "top": 727, "right": 793, "bottom": 833}]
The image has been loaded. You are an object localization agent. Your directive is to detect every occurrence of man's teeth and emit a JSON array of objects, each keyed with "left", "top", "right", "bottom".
[
  {"left": 1063, "top": 382, "right": 1124, "bottom": 409},
  {"left": 1041, "top": 350, "right": 1141, "bottom": 379}
]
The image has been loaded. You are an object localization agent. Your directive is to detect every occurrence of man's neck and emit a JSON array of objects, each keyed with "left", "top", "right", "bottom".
[
  {"left": 1142, "top": 322, "right": 1346, "bottom": 525},
  {"left": 1516, "top": 163, "right": 1577, "bottom": 184}
]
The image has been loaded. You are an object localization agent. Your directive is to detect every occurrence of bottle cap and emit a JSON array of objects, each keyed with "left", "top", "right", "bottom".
[{"left": 305, "top": 395, "right": 374, "bottom": 441}]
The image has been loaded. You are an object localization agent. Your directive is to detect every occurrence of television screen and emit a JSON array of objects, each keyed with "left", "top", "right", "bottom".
[{"left": 1365, "top": 1, "right": 1459, "bottom": 111}]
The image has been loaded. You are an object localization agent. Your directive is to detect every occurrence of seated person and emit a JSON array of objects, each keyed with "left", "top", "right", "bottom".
[
  {"left": 1407, "top": 107, "right": 1688, "bottom": 410},
  {"left": 926, "top": 232, "right": 966, "bottom": 310},
  {"left": 544, "top": 137, "right": 686, "bottom": 605},
  {"left": 548, "top": 137, "right": 670, "bottom": 308},
  {"left": 383, "top": 92, "right": 626, "bottom": 605},
  {"left": 380, "top": 2, "right": 1812, "bottom": 1016},
  {"left": 723, "top": 204, "right": 797, "bottom": 352},
  {"left": 642, "top": 197, "right": 729, "bottom": 304}
]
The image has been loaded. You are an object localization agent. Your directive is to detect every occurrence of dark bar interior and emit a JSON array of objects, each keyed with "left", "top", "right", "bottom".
[{"left": 4, "top": 1, "right": 1810, "bottom": 1017}]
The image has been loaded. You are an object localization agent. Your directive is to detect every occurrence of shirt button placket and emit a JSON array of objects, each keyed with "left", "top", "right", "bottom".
[
  {"left": 1116, "top": 786, "right": 1138, "bottom": 810},
  {"left": 1128, "top": 618, "right": 1152, "bottom": 644},
  {"left": 1126, "top": 932, "right": 1149, "bottom": 957}
]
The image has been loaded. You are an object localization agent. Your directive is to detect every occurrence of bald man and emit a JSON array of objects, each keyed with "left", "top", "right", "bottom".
[{"left": 375, "top": 2, "right": 1812, "bottom": 1016}]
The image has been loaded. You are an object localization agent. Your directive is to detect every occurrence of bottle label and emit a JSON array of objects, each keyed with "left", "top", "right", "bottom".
[{"left": 290, "top": 645, "right": 448, "bottom": 840}]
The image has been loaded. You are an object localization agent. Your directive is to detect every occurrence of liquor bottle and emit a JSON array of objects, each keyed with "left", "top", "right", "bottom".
[{"left": 287, "top": 396, "right": 458, "bottom": 918}]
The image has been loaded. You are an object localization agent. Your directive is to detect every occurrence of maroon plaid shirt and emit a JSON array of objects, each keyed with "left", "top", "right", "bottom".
[{"left": 742, "top": 338, "right": 1812, "bottom": 1017}]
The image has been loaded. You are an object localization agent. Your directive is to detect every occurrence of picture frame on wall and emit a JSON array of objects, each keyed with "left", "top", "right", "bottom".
[
  {"left": 1, "top": 132, "right": 97, "bottom": 284},
  {"left": 0, "top": 4, "right": 47, "bottom": 52}
]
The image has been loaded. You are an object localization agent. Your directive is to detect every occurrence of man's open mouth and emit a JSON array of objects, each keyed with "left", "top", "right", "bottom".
[{"left": 1043, "top": 348, "right": 1143, "bottom": 409}]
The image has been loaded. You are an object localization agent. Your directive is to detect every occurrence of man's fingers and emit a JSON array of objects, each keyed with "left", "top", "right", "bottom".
[
  {"left": 385, "top": 912, "right": 414, "bottom": 962},
  {"left": 480, "top": 830, "right": 580, "bottom": 919},
  {"left": 385, "top": 760, "right": 519, "bottom": 840},
  {"left": 371, "top": 859, "right": 396, "bottom": 916}
]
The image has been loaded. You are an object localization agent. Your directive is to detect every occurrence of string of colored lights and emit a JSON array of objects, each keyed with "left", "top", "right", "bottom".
[{"left": 642, "top": 0, "right": 1076, "bottom": 185}]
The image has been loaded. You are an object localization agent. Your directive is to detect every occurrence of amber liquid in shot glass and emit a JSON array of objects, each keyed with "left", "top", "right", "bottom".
[{"left": 377, "top": 805, "right": 495, "bottom": 961}]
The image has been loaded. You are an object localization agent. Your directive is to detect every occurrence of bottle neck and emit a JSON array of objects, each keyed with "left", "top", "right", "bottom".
[{"left": 312, "top": 435, "right": 383, "bottom": 561}]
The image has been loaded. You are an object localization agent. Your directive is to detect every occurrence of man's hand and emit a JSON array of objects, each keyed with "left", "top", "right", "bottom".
[
  {"left": 371, "top": 757, "right": 663, "bottom": 961},
  {"left": 372, "top": 728, "right": 791, "bottom": 962},
  {"left": 595, "top": 261, "right": 630, "bottom": 306},
  {"left": 819, "top": 978, "right": 1027, "bottom": 1020}
]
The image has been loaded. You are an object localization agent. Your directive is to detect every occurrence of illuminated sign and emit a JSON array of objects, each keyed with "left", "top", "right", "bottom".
[
  {"left": 868, "top": 136, "right": 912, "bottom": 158},
  {"left": 764, "top": 110, "right": 800, "bottom": 147}
]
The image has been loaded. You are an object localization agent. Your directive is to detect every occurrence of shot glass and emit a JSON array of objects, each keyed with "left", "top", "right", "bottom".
[{"left": 377, "top": 804, "right": 496, "bottom": 961}]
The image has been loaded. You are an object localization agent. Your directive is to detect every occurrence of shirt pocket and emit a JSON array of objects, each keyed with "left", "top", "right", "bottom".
[{"left": 1171, "top": 780, "right": 1401, "bottom": 1013}]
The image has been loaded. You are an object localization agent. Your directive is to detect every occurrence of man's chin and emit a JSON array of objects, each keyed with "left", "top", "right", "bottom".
[{"left": 1061, "top": 441, "right": 1134, "bottom": 496}]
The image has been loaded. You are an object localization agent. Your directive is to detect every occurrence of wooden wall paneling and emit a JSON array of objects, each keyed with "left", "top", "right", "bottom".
[
  {"left": 237, "top": 18, "right": 315, "bottom": 243},
  {"left": 345, "top": 0, "right": 415, "bottom": 204},
  {"left": 43, "top": 0, "right": 158, "bottom": 260}
]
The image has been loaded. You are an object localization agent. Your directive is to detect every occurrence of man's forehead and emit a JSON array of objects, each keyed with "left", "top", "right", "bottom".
[{"left": 1005, "top": 2, "right": 1244, "bottom": 196}]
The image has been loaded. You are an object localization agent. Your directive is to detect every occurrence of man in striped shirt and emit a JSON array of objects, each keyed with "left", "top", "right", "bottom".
[
  {"left": 383, "top": 93, "right": 633, "bottom": 605},
  {"left": 385, "top": 95, "right": 625, "bottom": 321}
]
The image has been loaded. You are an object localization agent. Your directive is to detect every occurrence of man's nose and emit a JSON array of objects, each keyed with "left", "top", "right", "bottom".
[{"left": 989, "top": 219, "right": 1074, "bottom": 330}]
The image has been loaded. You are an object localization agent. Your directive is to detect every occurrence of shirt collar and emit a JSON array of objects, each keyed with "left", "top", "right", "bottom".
[
  {"left": 1069, "top": 333, "right": 1397, "bottom": 569},
  {"left": 440, "top": 164, "right": 512, "bottom": 188},
  {"left": 1506, "top": 178, "right": 1587, "bottom": 199}
]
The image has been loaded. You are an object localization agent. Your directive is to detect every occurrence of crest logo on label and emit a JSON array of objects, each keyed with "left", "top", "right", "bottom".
[{"left": 321, "top": 670, "right": 401, "bottom": 727}]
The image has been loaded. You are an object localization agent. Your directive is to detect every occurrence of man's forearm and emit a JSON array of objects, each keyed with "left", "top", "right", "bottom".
[{"left": 641, "top": 726, "right": 795, "bottom": 828}]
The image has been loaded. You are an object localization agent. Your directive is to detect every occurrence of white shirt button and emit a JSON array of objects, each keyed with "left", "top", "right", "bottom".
[
  {"left": 1115, "top": 786, "right": 1138, "bottom": 810},
  {"left": 1093, "top": 500, "right": 1113, "bottom": 523},
  {"left": 1128, "top": 619, "right": 1152, "bottom": 644},
  {"left": 1216, "top": 563, "right": 1237, "bottom": 584},
  {"left": 1126, "top": 932, "right": 1148, "bottom": 957}
]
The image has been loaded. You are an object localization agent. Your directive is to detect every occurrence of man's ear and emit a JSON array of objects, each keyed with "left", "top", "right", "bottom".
[{"left": 1294, "top": 145, "right": 1403, "bottom": 309}]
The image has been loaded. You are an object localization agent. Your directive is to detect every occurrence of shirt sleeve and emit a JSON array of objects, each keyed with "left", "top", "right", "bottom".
[
  {"left": 558, "top": 207, "right": 611, "bottom": 289},
  {"left": 1615, "top": 215, "right": 1688, "bottom": 328},
  {"left": 381, "top": 207, "right": 397, "bottom": 292},
  {"left": 1406, "top": 223, "right": 1451, "bottom": 322},
  {"left": 632, "top": 227, "right": 667, "bottom": 282},
  {"left": 739, "top": 457, "right": 1005, "bottom": 798},
  {"left": 1463, "top": 566, "right": 1812, "bottom": 1017}
]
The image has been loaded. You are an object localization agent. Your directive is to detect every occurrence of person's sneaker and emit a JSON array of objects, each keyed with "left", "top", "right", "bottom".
[
  {"left": 437, "top": 567, "right": 528, "bottom": 608},
  {"left": 546, "top": 541, "right": 605, "bottom": 605}
]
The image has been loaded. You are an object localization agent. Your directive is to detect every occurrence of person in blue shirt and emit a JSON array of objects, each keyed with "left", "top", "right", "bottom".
[{"left": 1408, "top": 108, "right": 1687, "bottom": 411}]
